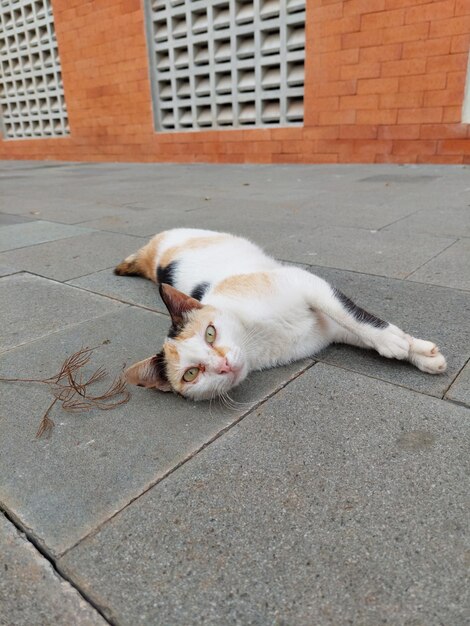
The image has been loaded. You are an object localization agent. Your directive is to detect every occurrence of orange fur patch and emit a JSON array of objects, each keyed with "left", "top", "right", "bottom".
[
  {"left": 163, "top": 340, "right": 184, "bottom": 392},
  {"left": 214, "top": 272, "right": 273, "bottom": 297},
  {"left": 159, "top": 235, "right": 228, "bottom": 269},
  {"left": 115, "top": 232, "right": 166, "bottom": 281},
  {"left": 214, "top": 346, "right": 228, "bottom": 358},
  {"left": 138, "top": 232, "right": 166, "bottom": 282},
  {"left": 163, "top": 341, "right": 180, "bottom": 364}
]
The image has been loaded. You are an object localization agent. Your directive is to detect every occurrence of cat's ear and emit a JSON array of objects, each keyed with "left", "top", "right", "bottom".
[
  {"left": 124, "top": 352, "right": 172, "bottom": 392},
  {"left": 159, "top": 283, "right": 202, "bottom": 327}
]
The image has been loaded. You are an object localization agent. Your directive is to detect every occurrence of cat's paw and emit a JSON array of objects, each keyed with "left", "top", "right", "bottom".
[
  {"left": 408, "top": 337, "right": 447, "bottom": 374},
  {"left": 371, "top": 325, "right": 410, "bottom": 360}
]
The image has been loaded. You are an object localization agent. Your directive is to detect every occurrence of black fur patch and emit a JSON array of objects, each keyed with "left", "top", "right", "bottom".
[
  {"left": 334, "top": 288, "right": 388, "bottom": 329},
  {"left": 190, "top": 282, "right": 210, "bottom": 301},
  {"left": 153, "top": 351, "right": 169, "bottom": 382},
  {"left": 167, "top": 324, "right": 182, "bottom": 339},
  {"left": 157, "top": 261, "right": 178, "bottom": 287}
]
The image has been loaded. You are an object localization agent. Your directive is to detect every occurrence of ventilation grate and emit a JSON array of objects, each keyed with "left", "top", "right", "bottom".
[
  {"left": 145, "top": 0, "right": 306, "bottom": 132},
  {"left": 0, "top": 0, "right": 69, "bottom": 140}
]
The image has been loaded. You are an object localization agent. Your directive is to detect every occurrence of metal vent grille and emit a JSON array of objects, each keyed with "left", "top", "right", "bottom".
[
  {"left": 145, "top": 0, "right": 306, "bottom": 132},
  {"left": 0, "top": 0, "right": 69, "bottom": 140}
]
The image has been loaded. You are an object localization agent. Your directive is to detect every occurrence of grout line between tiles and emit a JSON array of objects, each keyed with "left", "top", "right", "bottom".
[
  {"left": 0, "top": 230, "right": 97, "bottom": 254},
  {"left": 0, "top": 228, "right": 148, "bottom": 255},
  {"left": 283, "top": 258, "right": 470, "bottom": 294},
  {"left": 58, "top": 360, "right": 318, "bottom": 558},
  {"left": 403, "top": 238, "right": 460, "bottom": 280},
  {"left": 0, "top": 509, "right": 117, "bottom": 626},
  {"left": 313, "top": 356, "right": 468, "bottom": 404},
  {"left": 376, "top": 207, "right": 423, "bottom": 232},
  {"left": 0, "top": 307, "right": 130, "bottom": 357},
  {"left": 442, "top": 355, "right": 470, "bottom": 402}
]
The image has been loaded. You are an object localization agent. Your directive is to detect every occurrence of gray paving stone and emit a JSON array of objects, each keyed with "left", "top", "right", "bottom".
[
  {"left": 265, "top": 226, "right": 456, "bottom": 279},
  {"left": 68, "top": 268, "right": 166, "bottom": 313},
  {"left": 0, "top": 273, "right": 125, "bottom": 352},
  {"left": 0, "top": 160, "right": 79, "bottom": 171},
  {"left": 407, "top": 239, "right": 470, "bottom": 291},
  {"left": 384, "top": 205, "right": 470, "bottom": 239},
  {"left": 77, "top": 198, "right": 208, "bottom": 236},
  {"left": 0, "top": 264, "right": 19, "bottom": 277},
  {"left": 305, "top": 265, "right": 470, "bottom": 397},
  {"left": 59, "top": 364, "right": 470, "bottom": 626},
  {"left": 75, "top": 209, "right": 308, "bottom": 261},
  {"left": 0, "top": 231, "right": 147, "bottom": 281},
  {"left": 0, "top": 220, "right": 94, "bottom": 252},
  {"left": 0, "top": 213, "right": 35, "bottom": 227},
  {"left": 445, "top": 361, "right": 470, "bottom": 407},
  {"left": 0, "top": 514, "right": 107, "bottom": 626},
  {"left": 0, "top": 306, "right": 312, "bottom": 556},
  {"left": 0, "top": 194, "right": 129, "bottom": 224},
  {"left": 78, "top": 173, "right": 443, "bottom": 235}
]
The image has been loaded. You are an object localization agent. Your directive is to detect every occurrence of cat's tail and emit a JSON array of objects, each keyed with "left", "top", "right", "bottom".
[{"left": 114, "top": 232, "right": 165, "bottom": 282}]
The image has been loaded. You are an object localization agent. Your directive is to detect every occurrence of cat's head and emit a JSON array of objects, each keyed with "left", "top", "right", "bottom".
[{"left": 125, "top": 284, "right": 248, "bottom": 400}]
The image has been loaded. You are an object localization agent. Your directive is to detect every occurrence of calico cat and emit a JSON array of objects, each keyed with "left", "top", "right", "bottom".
[{"left": 115, "top": 228, "right": 446, "bottom": 401}]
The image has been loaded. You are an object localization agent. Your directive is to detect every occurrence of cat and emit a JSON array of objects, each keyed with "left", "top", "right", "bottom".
[{"left": 115, "top": 228, "right": 447, "bottom": 401}]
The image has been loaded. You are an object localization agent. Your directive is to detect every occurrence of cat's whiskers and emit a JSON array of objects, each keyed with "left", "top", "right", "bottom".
[
  {"left": 208, "top": 383, "right": 220, "bottom": 417},
  {"left": 218, "top": 390, "right": 252, "bottom": 412},
  {"left": 240, "top": 326, "right": 268, "bottom": 352}
]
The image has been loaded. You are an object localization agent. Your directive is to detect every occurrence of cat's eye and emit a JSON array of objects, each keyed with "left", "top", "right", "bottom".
[
  {"left": 182, "top": 367, "right": 200, "bottom": 382},
  {"left": 205, "top": 325, "right": 216, "bottom": 344}
]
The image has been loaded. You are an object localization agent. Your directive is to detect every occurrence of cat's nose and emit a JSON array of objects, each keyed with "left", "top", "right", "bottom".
[{"left": 217, "top": 358, "right": 232, "bottom": 374}]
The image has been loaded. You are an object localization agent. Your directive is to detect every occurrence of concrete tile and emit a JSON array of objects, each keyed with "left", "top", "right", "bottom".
[
  {"left": 445, "top": 361, "right": 470, "bottom": 407},
  {"left": 0, "top": 273, "right": 125, "bottom": 352},
  {"left": 0, "top": 264, "right": 19, "bottom": 277},
  {"left": 384, "top": 205, "right": 470, "bottom": 239},
  {"left": 68, "top": 269, "right": 166, "bottom": 313},
  {"left": 79, "top": 206, "right": 302, "bottom": 251},
  {"left": 0, "top": 212, "right": 35, "bottom": 227},
  {"left": 0, "top": 231, "right": 147, "bottom": 281},
  {"left": 59, "top": 365, "right": 470, "bottom": 626},
  {"left": 0, "top": 195, "right": 129, "bottom": 224},
  {"left": 77, "top": 198, "right": 205, "bottom": 236},
  {"left": 80, "top": 173, "right": 434, "bottom": 234},
  {"left": 304, "top": 265, "right": 470, "bottom": 397},
  {"left": 0, "top": 160, "right": 80, "bottom": 171},
  {"left": 264, "top": 226, "right": 456, "bottom": 279},
  {"left": 0, "top": 221, "right": 94, "bottom": 252},
  {"left": 407, "top": 239, "right": 470, "bottom": 291},
  {"left": 358, "top": 173, "right": 439, "bottom": 184},
  {"left": 0, "top": 306, "right": 312, "bottom": 556},
  {"left": 0, "top": 515, "right": 107, "bottom": 626}
]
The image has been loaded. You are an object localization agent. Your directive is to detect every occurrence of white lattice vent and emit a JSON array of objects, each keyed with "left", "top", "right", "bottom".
[
  {"left": 145, "top": 0, "right": 306, "bottom": 131},
  {"left": 0, "top": 0, "right": 69, "bottom": 140}
]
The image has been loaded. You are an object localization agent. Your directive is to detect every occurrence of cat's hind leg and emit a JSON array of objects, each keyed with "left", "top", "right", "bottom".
[
  {"left": 290, "top": 268, "right": 447, "bottom": 374},
  {"left": 114, "top": 232, "right": 165, "bottom": 281},
  {"left": 406, "top": 336, "right": 447, "bottom": 374},
  {"left": 330, "top": 322, "right": 447, "bottom": 374}
]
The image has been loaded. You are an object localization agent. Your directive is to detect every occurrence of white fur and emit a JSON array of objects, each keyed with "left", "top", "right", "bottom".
[{"left": 136, "top": 229, "right": 448, "bottom": 400}]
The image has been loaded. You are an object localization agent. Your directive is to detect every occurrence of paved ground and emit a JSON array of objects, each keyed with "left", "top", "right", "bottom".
[{"left": 0, "top": 160, "right": 469, "bottom": 626}]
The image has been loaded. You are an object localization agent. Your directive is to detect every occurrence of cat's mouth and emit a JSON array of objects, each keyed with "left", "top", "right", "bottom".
[{"left": 225, "top": 362, "right": 247, "bottom": 387}]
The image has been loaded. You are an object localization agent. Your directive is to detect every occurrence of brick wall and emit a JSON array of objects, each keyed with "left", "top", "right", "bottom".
[{"left": 0, "top": 0, "right": 469, "bottom": 164}]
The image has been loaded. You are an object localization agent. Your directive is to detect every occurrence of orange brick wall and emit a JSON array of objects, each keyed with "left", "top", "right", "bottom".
[{"left": 0, "top": 0, "right": 469, "bottom": 164}]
